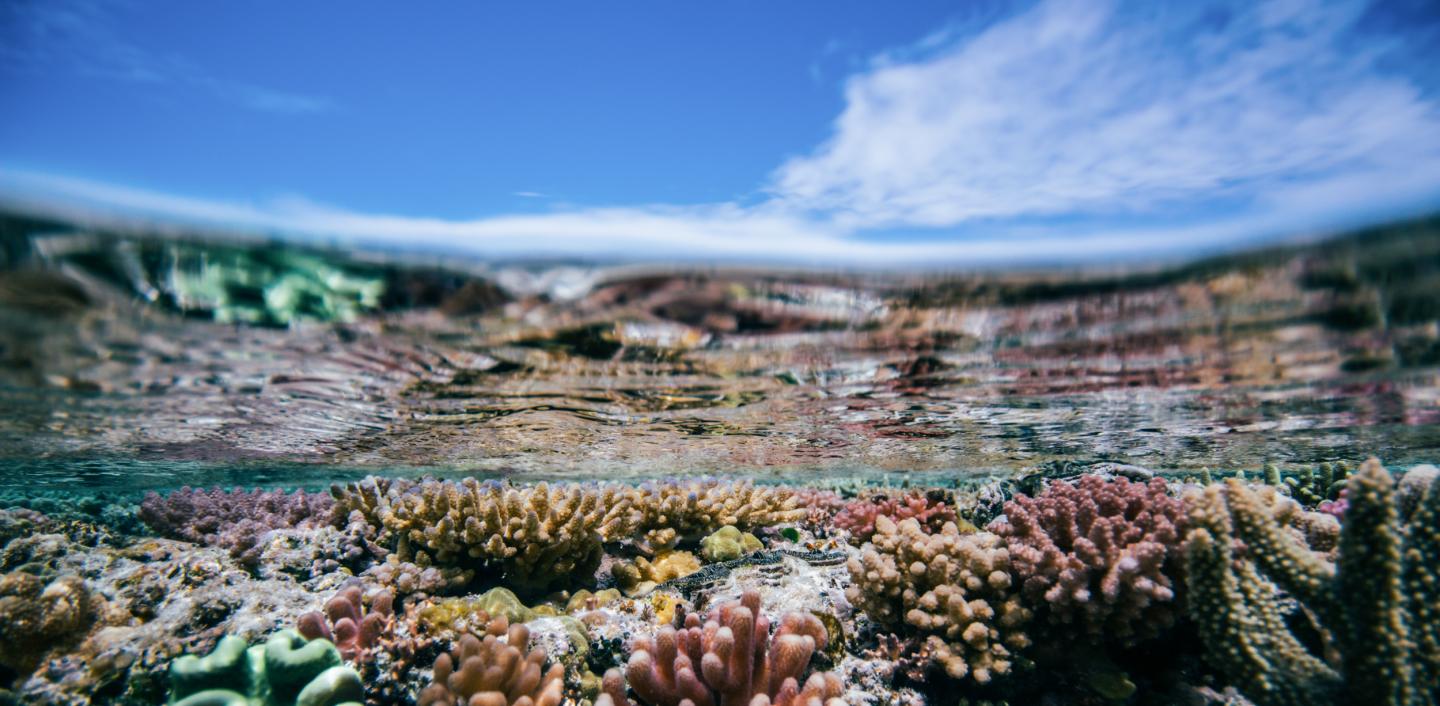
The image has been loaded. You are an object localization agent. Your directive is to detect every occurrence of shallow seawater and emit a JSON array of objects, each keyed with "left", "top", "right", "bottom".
[{"left": 1, "top": 211, "right": 1439, "bottom": 705}]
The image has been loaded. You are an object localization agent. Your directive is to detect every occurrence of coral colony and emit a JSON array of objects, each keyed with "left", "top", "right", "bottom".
[{"left": 0, "top": 461, "right": 1438, "bottom": 705}]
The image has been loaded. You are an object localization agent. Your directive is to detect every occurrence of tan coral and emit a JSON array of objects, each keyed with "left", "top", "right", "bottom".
[
  {"left": 846, "top": 516, "right": 1030, "bottom": 683},
  {"left": 333, "top": 477, "right": 639, "bottom": 592},
  {"left": 612, "top": 551, "right": 702, "bottom": 595},
  {"left": 625, "top": 480, "right": 805, "bottom": 552}
]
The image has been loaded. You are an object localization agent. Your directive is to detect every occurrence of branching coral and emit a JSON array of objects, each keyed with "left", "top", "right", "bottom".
[
  {"left": 846, "top": 516, "right": 1030, "bottom": 683},
  {"left": 296, "top": 585, "right": 394, "bottom": 663},
  {"left": 626, "top": 480, "right": 806, "bottom": 552},
  {"left": 331, "top": 477, "right": 638, "bottom": 593},
  {"left": 139, "top": 487, "right": 333, "bottom": 568},
  {"left": 417, "top": 614, "right": 565, "bottom": 706},
  {"left": 1185, "top": 458, "right": 1440, "bottom": 706},
  {"left": 599, "top": 589, "right": 845, "bottom": 706},
  {"left": 990, "top": 476, "right": 1186, "bottom": 644},
  {"left": 833, "top": 490, "right": 957, "bottom": 545},
  {"left": 0, "top": 573, "right": 105, "bottom": 676},
  {"left": 1280, "top": 462, "right": 1353, "bottom": 509}
]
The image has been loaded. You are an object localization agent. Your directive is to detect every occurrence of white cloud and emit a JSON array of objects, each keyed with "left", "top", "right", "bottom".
[{"left": 770, "top": 0, "right": 1440, "bottom": 230}]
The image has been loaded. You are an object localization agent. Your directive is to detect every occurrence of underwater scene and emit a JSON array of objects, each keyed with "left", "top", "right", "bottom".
[
  {"left": 5, "top": 1, "right": 1440, "bottom": 705},
  {"left": 0, "top": 208, "right": 1439, "bottom": 706}
]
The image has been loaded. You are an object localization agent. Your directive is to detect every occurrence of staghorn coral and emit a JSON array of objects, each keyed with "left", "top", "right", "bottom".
[
  {"left": 599, "top": 589, "right": 845, "bottom": 706},
  {"left": 0, "top": 573, "right": 106, "bottom": 677},
  {"left": 1185, "top": 458, "right": 1440, "bottom": 706},
  {"left": 296, "top": 585, "right": 394, "bottom": 663},
  {"left": 613, "top": 551, "right": 703, "bottom": 596},
  {"left": 166, "top": 629, "right": 364, "bottom": 706},
  {"left": 626, "top": 480, "right": 806, "bottom": 552},
  {"left": 833, "top": 490, "right": 957, "bottom": 545},
  {"left": 417, "top": 614, "right": 565, "bottom": 706},
  {"left": 331, "top": 477, "right": 638, "bottom": 593},
  {"left": 139, "top": 487, "right": 333, "bottom": 568},
  {"left": 990, "top": 475, "right": 1186, "bottom": 644},
  {"left": 846, "top": 516, "right": 1030, "bottom": 684}
]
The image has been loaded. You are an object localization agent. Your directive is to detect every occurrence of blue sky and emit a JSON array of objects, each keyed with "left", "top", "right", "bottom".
[{"left": 2, "top": 0, "right": 1439, "bottom": 266}]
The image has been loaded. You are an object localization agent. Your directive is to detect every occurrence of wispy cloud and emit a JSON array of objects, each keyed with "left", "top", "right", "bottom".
[
  {"left": 771, "top": 0, "right": 1440, "bottom": 230},
  {"left": 0, "top": 0, "right": 333, "bottom": 114},
  {"left": 513, "top": 191, "right": 550, "bottom": 199},
  {"left": 2, "top": 0, "right": 1438, "bottom": 265}
]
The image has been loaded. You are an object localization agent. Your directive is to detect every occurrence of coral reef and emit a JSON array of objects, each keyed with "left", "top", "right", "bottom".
[
  {"left": 846, "top": 516, "right": 1030, "bottom": 683},
  {"left": 166, "top": 629, "right": 364, "bottom": 706},
  {"left": 139, "top": 487, "right": 333, "bottom": 568},
  {"left": 600, "top": 589, "right": 845, "bottom": 706},
  {"left": 833, "top": 490, "right": 958, "bottom": 545},
  {"left": 1280, "top": 462, "right": 1353, "bottom": 509},
  {"left": 331, "top": 477, "right": 636, "bottom": 593},
  {"left": 295, "top": 585, "right": 394, "bottom": 663},
  {"left": 417, "top": 614, "right": 565, "bottom": 706},
  {"left": 1185, "top": 458, "right": 1440, "bottom": 706},
  {"left": 698, "top": 527, "right": 763, "bottom": 563},
  {"left": 990, "top": 475, "right": 1186, "bottom": 644},
  {"left": 627, "top": 480, "right": 806, "bottom": 552}
]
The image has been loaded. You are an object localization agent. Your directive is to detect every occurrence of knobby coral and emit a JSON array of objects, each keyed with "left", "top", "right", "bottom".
[
  {"left": 833, "top": 490, "right": 957, "bottom": 545},
  {"left": 599, "top": 589, "right": 845, "bottom": 706},
  {"left": 296, "top": 585, "right": 394, "bottom": 663},
  {"left": 417, "top": 614, "right": 565, "bottom": 706},
  {"left": 1185, "top": 458, "right": 1440, "bottom": 706},
  {"left": 139, "top": 487, "right": 333, "bottom": 568},
  {"left": 846, "top": 516, "right": 1030, "bottom": 684},
  {"left": 991, "top": 476, "right": 1186, "bottom": 644}
]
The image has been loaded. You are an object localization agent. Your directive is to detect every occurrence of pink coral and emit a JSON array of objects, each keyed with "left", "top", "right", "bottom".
[
  {"left": 418, "top": 615, "right": 564, "bottom": 706},
  {"left": 834, "top": 490, "right": 956, "bottom": 544},
  {"left": 787, "top": 488, "right": 845, "bottom": 532},
  {"left": 599, "top": 590, "right": 845, "bottom": 706},
  {"left": 296, "top": 584, "right": 394, "bottom": 662},
  {"left": 990, "top": 476, "right": 1186, "bottom": 644},
  {"left": 138, "top": 486, "right": 332, "bottom": 567}
]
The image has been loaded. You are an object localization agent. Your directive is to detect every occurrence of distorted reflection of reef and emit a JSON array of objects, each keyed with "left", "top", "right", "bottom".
[{"left": 1, "top": 209, "right": 1439, "bottom": 480}]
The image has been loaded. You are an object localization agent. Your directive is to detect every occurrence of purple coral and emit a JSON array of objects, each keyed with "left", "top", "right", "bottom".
[
  {"left": 138, "top": 486, "right": 333, "bottom": 567},
  {"left": 599, "top": 589, "right": 845, "bottom": 706},
  {"left": 990, "top": 476, "right": 1186, "bottom": 644},
  {"left": 297, "top": 585, "right": 394, "bottom": 662},
  {"left": 833, "top": 490, "right": 956, "bottom": 544}
]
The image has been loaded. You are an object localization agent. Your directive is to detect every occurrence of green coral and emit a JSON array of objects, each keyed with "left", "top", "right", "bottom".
[
  {"left": 1185, "top": 458, "right": 1440, "bottom": 706},
  {"left": 167, "top": 630, "right": 364, "bottom": 706},
  {"left": 698, "top": 525, "right": 762, "bottom": 562}
]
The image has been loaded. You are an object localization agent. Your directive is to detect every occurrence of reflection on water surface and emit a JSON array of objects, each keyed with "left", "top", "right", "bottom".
[{"left": 1, "top": 209, "right": 1438, "bottom": 489}]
